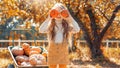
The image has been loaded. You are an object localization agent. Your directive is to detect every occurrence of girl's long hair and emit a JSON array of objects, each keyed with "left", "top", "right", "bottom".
[{"left": 48, "top": 19, "right": 69, "bottom": 41}]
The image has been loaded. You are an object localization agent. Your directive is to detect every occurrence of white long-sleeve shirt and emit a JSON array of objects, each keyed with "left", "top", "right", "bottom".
[
  {"left": 54, "top": 21, "right": 64, "bottom": 43},
  {"left": 39, "top": 19, "right": 80, "bottom": 43}
]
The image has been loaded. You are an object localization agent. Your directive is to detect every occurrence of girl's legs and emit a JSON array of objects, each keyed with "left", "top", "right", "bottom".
[
  {"left": 49, "top": 64, "right": 57, "bottom": 68},
  {"left": 59, "top": 64, "right": 67, "bottom": 68}
]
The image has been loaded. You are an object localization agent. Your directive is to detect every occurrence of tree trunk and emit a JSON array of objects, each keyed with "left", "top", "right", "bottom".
[
  {"left": 85, "top": 36, "right": 103, "bottom": 58},
  {"left": 91, "top": 41, "right": 102, "bottom": 58},
  {"left": 86, "top": 6, "right": 103, "bottom": 58}
]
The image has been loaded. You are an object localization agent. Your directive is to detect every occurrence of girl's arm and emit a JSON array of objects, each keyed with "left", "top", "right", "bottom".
[
  {"left": 65, "top": 13, "right": 80, "bottom": 33},
  {"left": 39, "top": 16, "right": 51, "bottom": 33},
  {"left": 70, "top": 21, "right": 80, "bottom": 33}
]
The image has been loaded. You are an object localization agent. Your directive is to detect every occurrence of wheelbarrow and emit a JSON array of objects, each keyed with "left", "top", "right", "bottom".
[{"left": 7, "top": 46, "right": 48, "bottom": 68}]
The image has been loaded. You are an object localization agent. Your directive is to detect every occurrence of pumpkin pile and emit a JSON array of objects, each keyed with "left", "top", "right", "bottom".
[{"left": 11, "top": 43, "right": 48, "bottom": 66}]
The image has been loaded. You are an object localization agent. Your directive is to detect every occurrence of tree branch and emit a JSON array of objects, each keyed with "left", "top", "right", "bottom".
[
  {"left": 100, "top": 5, "right": 120, "bottom": 40},
  {"left": 96, "top": 8, "right": 109, "bottom": 21},
  {"left": 86, "top": 7, "right": 98, "bottom": 40}
]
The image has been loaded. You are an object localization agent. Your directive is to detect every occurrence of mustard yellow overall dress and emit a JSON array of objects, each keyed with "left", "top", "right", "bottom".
[{"left": 47, "top": 40, "right": 69, "bottom": 65}]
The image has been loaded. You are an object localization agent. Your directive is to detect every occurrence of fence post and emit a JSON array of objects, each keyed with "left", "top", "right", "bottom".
[
  {"left": 117, "top": 42, "right": 119, "bottom": 49},
  {"left": 18, "top": 39, "right": 21, "bottom": 46},
  {"left": 106, "top": 40, "right": 109, "bottom": 53},
  {"left": 77, "top": 40, "right": 80, "bottom": 47}
]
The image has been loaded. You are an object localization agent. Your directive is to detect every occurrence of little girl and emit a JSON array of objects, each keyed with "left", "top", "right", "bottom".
[{"left": 39, "top": 3, "right": 80, "bottom": 68}]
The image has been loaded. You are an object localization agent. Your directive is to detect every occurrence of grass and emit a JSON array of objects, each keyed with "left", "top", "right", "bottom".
[
  {"left": 69, "top": 45, "right": 120, "bottom": 68},
  {"left": 0, "top": 48, "right": 13, "bottom": 68}
]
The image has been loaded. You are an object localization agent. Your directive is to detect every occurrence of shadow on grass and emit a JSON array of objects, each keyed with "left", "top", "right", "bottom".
[{"left": 71, "top": 57, "right": 120, "bottom": 68}]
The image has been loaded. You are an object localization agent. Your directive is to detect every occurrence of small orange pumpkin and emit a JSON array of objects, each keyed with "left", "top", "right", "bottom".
[
  {"left": 21, "top": 62, "right": 31, "bottom": 66},
  {"left": 29, "top": 57, "right": 37, "bottom": 65},
  {"left": 50, "top": 9, "right": 59, "bottom": 18},
  {"left": 11, "top": 46, "right": 24, "bottom": 56},
  {"left": 61, "top": 10, "right": 69, "bottom": 18},
  {"left": 22, "top": 43, "right": 30, "bottom": 55},
  {"left": 24, "top": 49, "right": 30, "bottom": 56},
  {"left": 17, "top": 61, "right": 21, "bottom": 65},
  {"left": 30, "top": 47, "right": 41, "bottom": 53},
  {"left": 15, "top": 55, "right": 29, "bottom": 63},
  {"left": 22, "top": 43, "right": 30, "bottom": 49},
  {"left": 29, "top": 51, "right": 39, "bottom": 55},
  {"left": 42, "top": 52, "right": 48, "bottom": 58},
  {"left": 29, "top": 54, "right": 46, "bottom": 65}
]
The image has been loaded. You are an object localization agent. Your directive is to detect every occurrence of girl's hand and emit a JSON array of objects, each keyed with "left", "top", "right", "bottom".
[{"left": 47, "top": 14, "right": 53, "bottom": 21}]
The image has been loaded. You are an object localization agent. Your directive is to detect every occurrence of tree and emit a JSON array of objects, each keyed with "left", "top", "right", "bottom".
[{"left": 63, "top": 0, "right": 120, "bottom": 59}]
